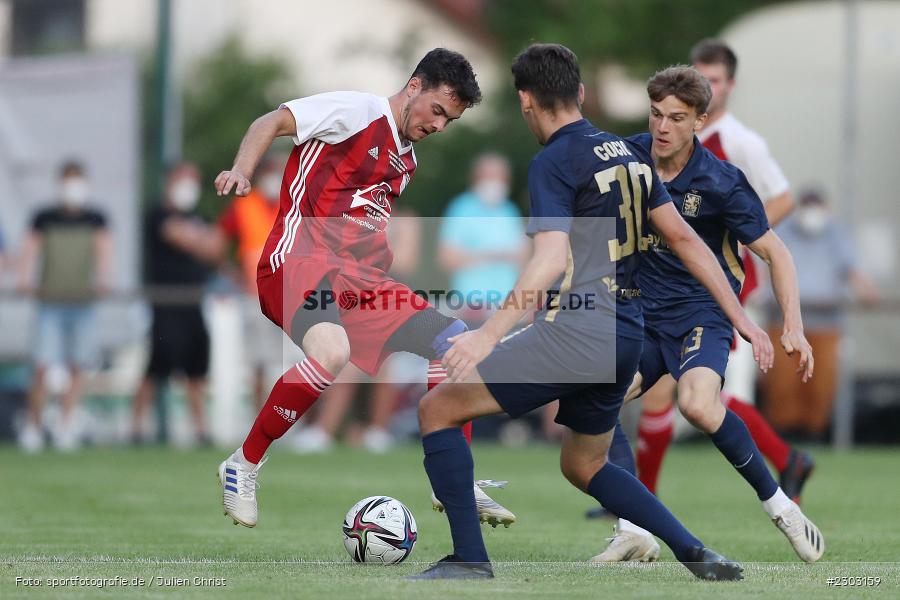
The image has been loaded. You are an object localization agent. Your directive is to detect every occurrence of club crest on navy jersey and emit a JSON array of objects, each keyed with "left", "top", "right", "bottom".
[{"left": 682, "top": 192, "right": 702, "bottom": 217}]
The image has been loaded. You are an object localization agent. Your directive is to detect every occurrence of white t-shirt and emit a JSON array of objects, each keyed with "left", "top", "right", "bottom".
[{"left": 698, "top": 112, "right": 789, "bottom": 203}]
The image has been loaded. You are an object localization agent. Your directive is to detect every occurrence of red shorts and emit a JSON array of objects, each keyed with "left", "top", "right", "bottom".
[{"left": 257, "top": 260, "right": 431, "bottom": 375}]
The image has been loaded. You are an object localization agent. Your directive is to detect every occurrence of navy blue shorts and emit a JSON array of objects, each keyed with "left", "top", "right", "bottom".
[
  {"left": 639, "top": 320, "right": 732, "bottom": 392},
  {"left": 477, "top": 322, "right": 642, "bottom": 435}
]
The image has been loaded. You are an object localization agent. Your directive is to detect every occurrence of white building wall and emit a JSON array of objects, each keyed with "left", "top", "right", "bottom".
[
  {"left": 83, "top": 0, "right": 500, "bottom": 98},
  {"left": 722, "top": 1, "right": 900, "bottom": 374}
]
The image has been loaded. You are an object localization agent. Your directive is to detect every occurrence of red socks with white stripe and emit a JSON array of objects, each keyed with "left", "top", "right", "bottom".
[
  {"left": 427, "top": 360, "right": 472, "bottom": 443},
  {"left": 723, "top": 392, "right": 790, "bottom": 473},
  {"left": 636, "top": 405, "right": 675, "bottom": 495},
  {"left": 241, "top": 357, "right": 334, "bottom": 464}
]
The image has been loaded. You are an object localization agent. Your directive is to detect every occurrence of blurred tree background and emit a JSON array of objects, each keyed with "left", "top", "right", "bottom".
[
  {"left": 182, "top": 36, "right": 296, "bottom": 218},
  {"left": 143, "top": 36, "right": 294, "bottom": 218},
  {"left": 167, "top": 0, "right": 785, "bottom": 220},
  {"left": 402, "top": 0, "right": 784, "bottom": 216}
]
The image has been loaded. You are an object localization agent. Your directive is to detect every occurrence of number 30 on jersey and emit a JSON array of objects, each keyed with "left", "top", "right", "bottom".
[{"left": 594, "top": 162, "right": 654, "bottom": 261}]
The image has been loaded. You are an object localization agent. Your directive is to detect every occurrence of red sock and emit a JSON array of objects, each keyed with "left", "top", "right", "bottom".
[
  {"left": 427, "top": 360, "right": 472, "bottom": 444},
  {"left": 723, "top": 392, "right": 790, "bottom": 472},
  {"left": 241, "top": 357, "right": 334, "bottom": 464},
  {"left": 461, "top": 421, "right": 473, "bottom": 444},
  {"left": 636, "top": 405, "right": 675, "bottom": 494}
]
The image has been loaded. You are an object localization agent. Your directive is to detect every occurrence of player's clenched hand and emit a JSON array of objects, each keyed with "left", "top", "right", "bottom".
[
  {"left": 781, "top": 329, "right": 814, "bottom": 383},
  {"left": 215, "top": 169, "right": 251, "bottom": 197},
  {"left": 442, "top": 328, "right": 498, "bottom": 382},
  {"left": 736, "top": 319, "right": 774, "bottom": 373}
]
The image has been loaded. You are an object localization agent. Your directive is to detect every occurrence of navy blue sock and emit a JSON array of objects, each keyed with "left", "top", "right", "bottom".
[
  {"left": 422, "top": 428, "right": 489, "bottom": 563},
  {"left": 587, "top": 463, "right": 701, "bottom": 562},
  {"left": 709, "top": 409, "right": 778, "bottom": 501},
  {"left": 606, "top": 420, "right": 636, "bottom": 476}
]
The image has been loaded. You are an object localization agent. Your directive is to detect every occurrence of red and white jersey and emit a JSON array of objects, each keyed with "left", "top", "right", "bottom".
[
  {"left": 261, "top": 91, "right": 417, "bottom": 278},
  {"left": 699, "top": 112, "right": 788, "bottom": 303},
  {"left": 698, "top": 112, "right": 789, "bottom": 203}
]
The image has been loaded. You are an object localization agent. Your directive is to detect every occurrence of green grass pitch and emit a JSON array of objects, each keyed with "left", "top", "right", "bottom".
[{"left": 1, "top": 443, "right": 898, "bottom": 598}]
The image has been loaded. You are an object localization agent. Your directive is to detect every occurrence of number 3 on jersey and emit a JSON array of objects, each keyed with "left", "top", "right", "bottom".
[{"left": 594, "top": 162, "right": 653, "bottom": 261}]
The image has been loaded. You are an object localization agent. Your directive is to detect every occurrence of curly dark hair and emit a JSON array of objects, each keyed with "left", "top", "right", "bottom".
[
  {"left": 410, "top": 48, "right": 482, "bottom": 107},
  {"left": 511, "top": 43, "right": 581, "bottom": 111}
]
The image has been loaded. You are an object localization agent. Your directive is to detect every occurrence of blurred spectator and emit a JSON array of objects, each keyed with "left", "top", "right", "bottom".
[
  {"left": 214, "top": 154, "right": 291, "bottom": 411},
  {"left": 437, "top": 154, "right": 550, "bottom": 439},
  {"left": 16, "top": 161, "right": 112, "bottom": 452},
  {"left": 292, "top": 211, "right": 424, "bottom": 453},
  {"left": 438, "top": 152, "right": 526, "bottom": 324},
  {"left": 0, "top": 225, "right": 6, "bottom": 273},
  {"left": 130, "top": 163, "right": 217, "bottom": 445},
  {"left": 762, "top": 189, "right": 880, "bottom": 439}
]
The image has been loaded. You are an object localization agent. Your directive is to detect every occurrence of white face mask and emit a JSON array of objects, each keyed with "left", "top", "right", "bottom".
[
  {"left": 259, "top": 173, "right": 282, "bottom": 201},
  {"left": 61, "top": 177, "right": 90, "bottom": 207},
  {"left": 170, "top": 178, "right": 201, "bottom": 211},
  {"left": 473, "top": 179, "right": 509, "bottom": 206},
  {"left": 796, "top": 206, "right": 828, "bottom": 235}
]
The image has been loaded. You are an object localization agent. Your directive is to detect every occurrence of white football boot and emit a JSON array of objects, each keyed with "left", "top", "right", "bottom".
[
  {"left": 361, "top": 427, "right": 394, "bottom": 454},
  {"left": 772, "top": 502, "right": 825, "bottom": 562},
  {"left": 431, "top": 479, "right": 517, "bottom": 528},
  {"left": 218, "top": 451, "right": 268, "bottom": 528},
  {"left": 18, "top": 422, "right": 44, "bottom": 454},
  {"left": 590, "top": 523, "right": 660, "bottom": 563},
  {"left": 289, "top": 426, "right": 333, "bottom": 454},
  {"left": 52, "top": 419, "right": 81, "bottom": 453}
]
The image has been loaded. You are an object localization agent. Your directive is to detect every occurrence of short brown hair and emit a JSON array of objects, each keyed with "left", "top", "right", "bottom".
[
  {"left": 647, "top": 65, "right": 712, "bottom": 115},
  {"left": 690, "top": 39, "right": 738, "bottom": 80}
]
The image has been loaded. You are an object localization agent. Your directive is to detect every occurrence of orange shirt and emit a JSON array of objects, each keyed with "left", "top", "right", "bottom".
[{"left": 218, "top": 191, "right": 279, "bottom": 295}]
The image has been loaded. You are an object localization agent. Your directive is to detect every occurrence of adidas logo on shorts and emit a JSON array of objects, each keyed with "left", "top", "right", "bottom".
[
  {"left": 368, "top": 146, "right": 379, "bottom": 159},
  {"left": 274, "top": 406, "right": 298, "bottom": 423}
]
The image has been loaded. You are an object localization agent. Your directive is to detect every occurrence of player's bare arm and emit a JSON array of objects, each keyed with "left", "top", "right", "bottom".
[
  {"left": 215, "top": 107, "right": 297, "bottom": 197},
  {"left": 650, "top": 201, "right": 774, "bottom": 372},
  {"left": 442, "top": 230, "right": 568, "bottom": 381},
  {"left": 747, "top": 229, "right": 814, "bottom": 382},
  {"left": 764, "top": 190, "right": 795, "bottom": 227}
]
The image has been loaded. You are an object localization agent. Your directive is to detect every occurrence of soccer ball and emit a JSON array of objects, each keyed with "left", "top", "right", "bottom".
[{"left": 342, "top": 496, "right": 417, "bottom": 564}]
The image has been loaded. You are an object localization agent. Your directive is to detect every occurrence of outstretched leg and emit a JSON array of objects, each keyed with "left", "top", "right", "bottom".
[
  {"left": 220, "top": 321, "right": 346, "bottom": 528},
  {"left": 677, "top": 367, "right": 824, "bottom": 563}
]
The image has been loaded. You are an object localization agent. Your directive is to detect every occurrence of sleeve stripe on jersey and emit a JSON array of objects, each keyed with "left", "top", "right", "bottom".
[
  {"left": 721, "top": 231, "right": 745, "bottom": 284},
  {"left": 269, "top": 139, "right": 326, "bottom": 272}
]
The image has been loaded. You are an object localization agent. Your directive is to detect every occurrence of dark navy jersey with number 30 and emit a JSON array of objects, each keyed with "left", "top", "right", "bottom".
[{"left": 527, "top": 120, "right": 672, "bottom": 339}]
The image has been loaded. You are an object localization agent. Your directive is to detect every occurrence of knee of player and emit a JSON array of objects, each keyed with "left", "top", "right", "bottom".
[
  {"left": 303, "top": 326, "right": 351, "bottom": 373},
  {"left": 559, "top": 454, "right": 606, "bottom": 493},
  {"left": 417, "top": 389, "right": 444, "bottom": 434},
  {"left": 318, "top": 346, "right": 351, "bottom": 374},
  {"left": 675, "top": 382, "right": 713, "bottom": 424}
]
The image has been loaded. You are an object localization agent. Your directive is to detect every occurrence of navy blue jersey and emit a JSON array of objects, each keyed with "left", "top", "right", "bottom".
[
  {"left": 527, "top": 120, "right": 671, "bottom": 339},
  {"left": 627, "top": 133, "right": 770, "bottom": 331}
]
